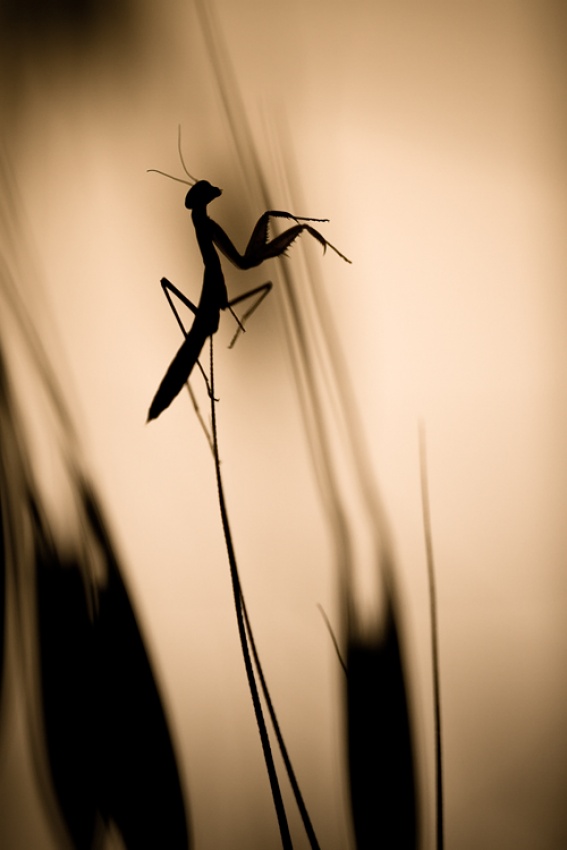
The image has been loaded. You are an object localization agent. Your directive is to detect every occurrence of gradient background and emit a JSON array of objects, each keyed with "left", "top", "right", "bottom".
[{"left": 1, "top": 1, "right": 566, "bottom": 848}]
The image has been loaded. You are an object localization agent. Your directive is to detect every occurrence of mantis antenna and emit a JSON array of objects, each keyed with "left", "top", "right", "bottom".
[
  {"left": 146, "top": 169, "right": 193, "bottom": 185},
  {"left": 147, "top": 125, "right": 199, "bottom": 186},
  {"left": 177, "top": 125, "right": 199, "bottom": 184}
]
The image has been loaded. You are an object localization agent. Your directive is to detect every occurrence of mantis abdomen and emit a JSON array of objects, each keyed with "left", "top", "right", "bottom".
[{"left": 147, "top": 311, "right": 213, "bottom": 422}]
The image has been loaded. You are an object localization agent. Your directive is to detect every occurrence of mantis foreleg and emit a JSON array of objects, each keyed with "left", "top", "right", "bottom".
[{"left": 210, "top": 213, "right": 352, "bottom": 270}]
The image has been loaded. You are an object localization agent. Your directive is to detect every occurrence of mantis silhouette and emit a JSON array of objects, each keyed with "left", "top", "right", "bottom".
[
  {"left": 147, "top": 154, "right": 351, "bottom": 422},
  {"left": 146, "top": 142, "right": 352, "bottom": 850}
]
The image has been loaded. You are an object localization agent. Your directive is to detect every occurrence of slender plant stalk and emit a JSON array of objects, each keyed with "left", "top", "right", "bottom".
[
  {"left": 240, "top": 596, "right": 322, "bottom": 850},
  {"left": 419, "top": 424, "right": 444, "bottom": 850},
  {"left": 207, "top": 339, "right": 323, "bottom": 850},
  {"left": 164, "top": 290, "right": 321, "bottom": 848},
  {"left": 316, "top": 604, "right": 347, "bottom": 676},
  {"left": 208, "top": 339, "right": 293, "bottom": 850}
]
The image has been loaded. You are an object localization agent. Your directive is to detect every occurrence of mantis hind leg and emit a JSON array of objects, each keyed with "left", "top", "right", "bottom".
[
  {"left": 155, "top": 277, "right": 215, "bottom": 444},
  {"left": 227, "top": 282, "right": 273, "bottom": 348},
  {"left": 159, "top": 276, "right": 213, "bottom": 390}
]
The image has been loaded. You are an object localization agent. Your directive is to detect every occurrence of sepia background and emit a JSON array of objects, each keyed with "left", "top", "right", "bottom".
[{"left": 1, "top": 1, "right": 566, "bottom": 848}]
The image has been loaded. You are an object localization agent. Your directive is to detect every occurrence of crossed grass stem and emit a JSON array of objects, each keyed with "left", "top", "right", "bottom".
[{"left": 206, "top": 338, "right": 321, "bottom": 850}]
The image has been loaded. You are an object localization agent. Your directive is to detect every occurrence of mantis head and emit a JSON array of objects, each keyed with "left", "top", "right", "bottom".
[{"left": 184, "top": 180, "right": 222, "bottom": 210}]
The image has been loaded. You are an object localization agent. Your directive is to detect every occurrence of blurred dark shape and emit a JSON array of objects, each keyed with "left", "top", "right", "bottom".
[
  {"left": 347, "top": 595, "right": 417, "bottom": 850},
  {"left": 0, "top": 0, "right": 132, "bottom": 46},
  {"left": 0, "top": 346, "right": 191, "bottom": 848},
  {"left": 0, "top": 0, "right": 135, "bottom": 112},
  {"left": 32, "top": 482, "right": 190, "bottom": 849}
]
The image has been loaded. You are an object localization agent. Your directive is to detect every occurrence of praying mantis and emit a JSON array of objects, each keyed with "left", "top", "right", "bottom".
[
  {"left": 147, "top": 144, "right": 351, "bottom": 423},
  {"left": 145, "top": 138, "right": 353, "bottom": 849}
]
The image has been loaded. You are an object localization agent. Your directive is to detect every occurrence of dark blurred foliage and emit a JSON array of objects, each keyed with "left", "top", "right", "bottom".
[
  {"left": 0, "top": 348, "right": 191, "bottom": 848},
  {"left": 0, "top": 351, "right": 192, "bottom": 847},
  {"left": 0, "top": 0, "right": 136, "bottom": 120},
  {"left": 0, "top": 0, "right": 133, "bottom": 47},
  {"left": 347, "top": 596, "right": 417, "bottom": 849},
  {"left": 32, "top": 481, "right": 191, "bottom": 849}
]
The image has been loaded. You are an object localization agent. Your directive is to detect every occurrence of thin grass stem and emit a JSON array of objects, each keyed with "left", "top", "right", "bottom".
[
  {"left": 419, "top": 423, "right": 444, "bottom": 850},
  {"left": 208, "top": 338, "right": 293, "bottom": 850},
  {"left": 240, "top": 594, "right": 322, "bottom": 850},
  {"left": 316, "top": 604, "right": 347, "bottom": 676}
]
